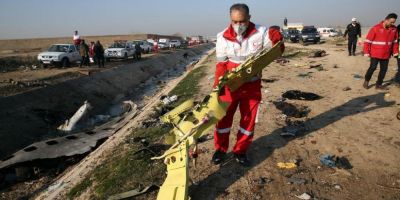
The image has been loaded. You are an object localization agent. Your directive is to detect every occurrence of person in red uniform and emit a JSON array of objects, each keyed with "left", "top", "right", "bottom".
[
  {"left": 212, "top": 3, "right": 284, "bottom": 166},
  {"left": 363, "top": 13, "right": 399, "bottom": 90},
  {"left": 153, "top": 39, "right": 159, "bottom": 53},
  {"left": 89, "top": 41, "right": 95, "bottom": 63}
]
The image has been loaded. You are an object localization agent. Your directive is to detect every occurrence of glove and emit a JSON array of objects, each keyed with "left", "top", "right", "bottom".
[{"left": 213, "top": 62, "right": 227, "bottom": 88}]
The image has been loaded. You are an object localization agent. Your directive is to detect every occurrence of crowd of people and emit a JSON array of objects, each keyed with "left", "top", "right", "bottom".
[
  {"left": 72, "top": 31, "right": 167, "bottom": 68},
  {"left": 73, "top": 31, "right": 105, "bottom": 68}
]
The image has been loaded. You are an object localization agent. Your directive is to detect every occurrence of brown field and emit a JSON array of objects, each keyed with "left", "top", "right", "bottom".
[{"left": 0, "top": 33, "right": 181, "bottom": 58}]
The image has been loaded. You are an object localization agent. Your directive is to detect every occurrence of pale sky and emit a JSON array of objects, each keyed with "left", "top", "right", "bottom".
[{"left": 0, "top": 0, "right": 399, "bottom": 39}]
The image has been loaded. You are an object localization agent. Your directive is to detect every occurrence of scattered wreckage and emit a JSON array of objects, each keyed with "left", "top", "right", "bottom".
[{"left": 0, "top": 101, "right": 138, "bottom": 181}]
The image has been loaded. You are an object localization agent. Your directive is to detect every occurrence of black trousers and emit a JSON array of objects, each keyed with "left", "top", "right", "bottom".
[
  {"left": 348, "top": 37, "right": 357, "bottom": 54},
  {"left": 95, "top": 55, "right": 105, "bottom": 67},
  {"left": 80, "top": 56, "right": 90, "bottom": 67},
  {"left": 395, "top": 57, "right": 400, "bottom": 83},
  {"left": 135, "top": 52, "right": 141, "bottom": 60},
  {"left": 364, "top": 57, "right": 389, "bottom": 86}
]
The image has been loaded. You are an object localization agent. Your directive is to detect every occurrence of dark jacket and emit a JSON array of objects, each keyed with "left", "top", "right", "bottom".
[
  {"left": 344, "top": 23, "right": 361, "bottom": 38},
  {"left": 94, "top": 44, "right": 104, "bottom": 56},
  {"left": 79, "top": 43, "right": 89, "bottom": 56},
  {"left": 135, "top": 44, "right": 142, "bottom": 54}
]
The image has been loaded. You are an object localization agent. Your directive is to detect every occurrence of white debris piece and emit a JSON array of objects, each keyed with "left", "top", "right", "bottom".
[
  {"left": 57, "top": 101, "right": 92, "bottom": 132},
  {"left": 296, "top": 193, "right": 311, "bottom": 200},
  {"left": 162, "top": 95, "right": 178, "bottom": 105}
]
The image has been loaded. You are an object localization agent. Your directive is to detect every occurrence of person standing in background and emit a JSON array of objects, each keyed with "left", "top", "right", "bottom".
[
  {"left": 94, "top": 40, "right": 105, "bottom": 68},
  {"left": 79, "top": 40, "right": 90, "bottom": 67},
  {"left": 153, "top": 38, "right": 158, "bottom": 53},
  {"left": 344, "top": 18, "right": 362, "bottom": 56},
  {"left": 73, "top": 30, "right": 81, "bottom": 49},
  {"left": 89, "top": 41, "right": 95, "bottom": 64}
]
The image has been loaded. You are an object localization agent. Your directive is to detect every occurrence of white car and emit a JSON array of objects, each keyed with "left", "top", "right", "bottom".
[
  {"left": 104, "top": 41, "right": 136, "bottom": 60},
  {"left": 37, "top": 44, "right": 81, "bottom": 67},
  {"left": 169, "top": 40, "right": 181, "bottom": 48},
  {"left": 318, "top": 28, "right": 339, "bottom": 38},
  {"left": 132, "top": 40, "right": 152, "bottom": 53},
  {"left": 158, "top": 38, "right": 170, "bottom": 49}
]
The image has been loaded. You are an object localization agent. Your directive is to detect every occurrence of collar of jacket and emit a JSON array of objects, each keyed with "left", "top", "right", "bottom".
[
  {"left": 223, "top": 22, "right": 257, "bottom": 42},
  {"left": 376, "top": 21, "right": 396, "bottom": 30}
]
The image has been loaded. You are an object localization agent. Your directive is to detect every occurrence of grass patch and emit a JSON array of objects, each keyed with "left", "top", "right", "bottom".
[
  {"left": 67, "top": 61, "right": 209, "bottom": 199},
  {"left": 0, "top": 56, "right": 40, "bottom": 72},
  {"left": 67, "top": 178, "right": 93, "bottom": 199},
  {"left": 90, "top": 128, "right": 167, "bottom": 199},
  {"left": 168, "top": 64, "right": 207, "bottom": 106},
  {"left": 67, "top": 126, "right": 170, "bottom": 200}
]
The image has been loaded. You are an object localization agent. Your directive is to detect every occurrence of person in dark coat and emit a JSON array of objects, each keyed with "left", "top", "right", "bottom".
[
  {"left": 94, "top": 40, "right": 105, "bottom": 68},
  {"left": 79, "top": 40, "right": 90, "bottom": 67},
  {"left": 134, "top": 43, "right": 142, "bottom": 61},
  {"left": 344, "top": 18, "right": 362, "bottom": 56}
]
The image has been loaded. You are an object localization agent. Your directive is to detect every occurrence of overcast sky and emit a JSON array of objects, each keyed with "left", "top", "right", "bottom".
[{"left": 0, "top": 0, "right": 399, "bottom": 40}]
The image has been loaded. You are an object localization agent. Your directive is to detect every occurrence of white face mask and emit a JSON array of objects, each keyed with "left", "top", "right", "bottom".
[{"left": 232, "top": 24, "right": 248, "bottom": 36}]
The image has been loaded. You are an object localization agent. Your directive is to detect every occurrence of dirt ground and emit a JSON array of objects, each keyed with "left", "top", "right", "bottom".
[{"left": 186, "top": 42, "right": 400, "bottom": 200}]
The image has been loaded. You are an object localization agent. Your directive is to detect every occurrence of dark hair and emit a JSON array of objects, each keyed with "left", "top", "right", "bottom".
[
  {"left": 385, "top": 13, "right": 397, "bottom": 20},
  {"left": 230, "top": 3, "right": 249, "bottom": 16}
]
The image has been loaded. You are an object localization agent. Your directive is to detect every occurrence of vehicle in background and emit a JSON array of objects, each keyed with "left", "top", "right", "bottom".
[
  {"left": 158, "top": 38, "right": 170, "bottom": 49},
  {"left": 189, "top": 36, "right": 204, "bottom": 45},
  {"left": 147, "top": 42, "right": 154, "bottom": 51},
  {"left": 37, "top": 44, "right": 81, "bottom": 67},
  {"left": 300, "top": 26, "right": 321, "bottom": 44},
  {"left": 282, "top": 29, "right": 290, "bottom": 40},
  {"left": 169, "top": 40, "right": 181, "bottom": 48},
  {"left": 180, "top": 40, "right": 188, "bottom": 48},
  {"left": 132, "top": 40, "right": 152, "bottom": 53},
  {"left": 104, "top": 40, "right": 135, "bottom": 61},
  {"left": 318, "top": 27, "right": 339, "bottom": 38},
  {"left": 287, "top": 29, "right": 300, "bottom": 42}
]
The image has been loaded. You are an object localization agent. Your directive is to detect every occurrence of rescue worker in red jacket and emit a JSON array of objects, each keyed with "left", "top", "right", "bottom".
[
  {"left": 363, "top": 13, "right": 399, "bottom": 89},
  {"left": 212, "top": 3, "right": 284, "bottom": 166},
  {"left": 395, "top": 24, "right": 400, "bottom": 84}
]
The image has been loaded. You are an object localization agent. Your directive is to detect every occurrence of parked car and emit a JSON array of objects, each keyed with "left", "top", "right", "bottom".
[
  {"left": 317, "top": 27, "right": 339, "bottom": 38},
  {"left": 169, "top": 40, "right": 181, "bottom": 48},
  {"left": 180, "top": 40, "right": 188, "bottom": 48},
  {"left": 158, "top": 38, "right": 170, "bottom": 49},
  {"left": 282, "top": 29, "right": 290, "bottom": 40},
  {"left": 288, "top": 29, "right": 300, "bottom": 42},
  {"left": 104, "top": 40, "right": 135, "bottom": 61},
  {"left": 37, "top": 44, "right": 81, "bottom": 67},
  {"left": 132, "top": 40, "right": 152, "bottom": 53},
  {"left": 300, "top": 26, "right": 321, "bottom": 44}
]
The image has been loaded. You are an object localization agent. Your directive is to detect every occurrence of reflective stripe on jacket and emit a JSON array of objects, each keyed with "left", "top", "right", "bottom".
[{"left": 364, "top": 21, "right": 399, "bottom": 59}]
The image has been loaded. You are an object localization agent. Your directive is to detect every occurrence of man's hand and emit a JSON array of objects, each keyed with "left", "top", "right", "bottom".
[{"left": 364, "top": 54, "right": 370, "bottom": 57}]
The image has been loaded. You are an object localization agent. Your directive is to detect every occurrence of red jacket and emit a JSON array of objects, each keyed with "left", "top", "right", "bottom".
[
  {"left": 364, "top": 21, "right": 399, "bottom": 59},
  {"left": 214, "top": 22, "right": 284, "bottom": 87}
]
